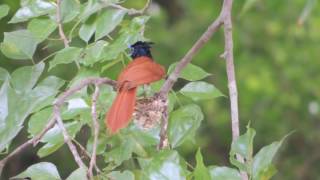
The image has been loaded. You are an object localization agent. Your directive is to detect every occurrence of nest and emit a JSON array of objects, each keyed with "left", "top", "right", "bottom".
[{"left": 133, "top": 94, "right": 168, "bottom": 130}]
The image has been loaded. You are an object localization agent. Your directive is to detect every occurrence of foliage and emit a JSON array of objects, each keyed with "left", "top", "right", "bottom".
[{"left": 0, "top": 0, "right": 314, "bottom": 179}]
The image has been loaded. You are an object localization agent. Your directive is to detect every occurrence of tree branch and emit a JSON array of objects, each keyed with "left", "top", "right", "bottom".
[
  {"left": 157, "top": 1, "right": 248, "bottom": 179},
  {"left": 221, "top": 0, "right": 247, "bottom": 179},
  {"left": 88, "top": 86, "right": 100, "bottom": 179}
]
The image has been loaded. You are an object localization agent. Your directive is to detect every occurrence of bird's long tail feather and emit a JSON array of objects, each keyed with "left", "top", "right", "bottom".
[{"left": 106, "top": 88, "right": 137, "bottom": 134}]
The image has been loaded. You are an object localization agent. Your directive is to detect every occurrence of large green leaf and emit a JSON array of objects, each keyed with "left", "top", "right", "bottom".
[
  {"left": 11, "top": 162, "right": 60, "bottom": 180},
  {"left": 100, "top": 16, "right": 149, "bottom": 61},
  {"left": 0, "top": 30, "right": 39, "bottom": 60},
  {"left": 95, "top": 8, "right": 127, "bottom": 40},
  {"left": 141, "top": 150, "right": 187, "bottom": 180},
  {"left": 0, "top": 63, "right": 64, "bottom": 152},
  {"left": 168, "top": 104, "right": 204, "bottom": 148},
  {"left": 9, "top": 0, "right": 55, "bottom": 23},
  {"left": 10, "top": 62, "right": 44, "bottom": 93},
  {"left": 49, "top": 47, "right": 82, "bottom": 70},
  {"left": 194, "top": 149, "right": 211, "bottom": 180},
  {"left": 0, "top": 67, "right": 10, "bottom": 83},
  {"left": 208, "top": 166, "right": 242, "bottom": 180},
  {"left": 0, "top": 80, "right": 9, "bottom": 124},
  {"left": 180, "top": 81, "right": 224, "bottom": 101},
  {"left": 229, "top": 126, "right": 256, "bottom": 172},
  {"left": 107, "top": 170, "right": 135, "bottom": 180},
  {"left": 28, "top": 107, "right": 52, "bottom": 137},
  {"left": 168, "top": 63, "right": 211, "bottom": 81},
  {"left": 252, "top": 135, "right": 287, "bottom": 180},
  {"left": 27, "top": 18, "right": 57, "bottom": 42},
  {"left": 80, "top": 40, "right": 108, "bottom": 66},
  {"left": 79, "top": 15, "right": 97, "bottom": 42},
  {"left": 37, "top": 121, "right": 83, "bottom": 157},
  {"left": 60, "top": 0, "right": 80, "bottom": 23},
  {"left": 0, "top": 4, "right": 9, "bottom": 20},
  {"left": 66, "top": 167, "right": 87, "bottom": 180}
]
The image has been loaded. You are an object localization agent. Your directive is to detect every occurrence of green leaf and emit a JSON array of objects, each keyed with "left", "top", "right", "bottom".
[
  {"left": 66, "top": 167, "right": 87, "bottom": 180},
  {"left": 79, "top": 15, "right": 97, "bottom": 42},
  {"left": 208, "top": 166, "right": 242, "bottom": 180},
  {"left": 95, "top": 8, "right": 127, "bottom": 40},
  {"left": 168, "top": 63, "right": 211, "bottom": 81},
  {"left": 60, "top": 0, "right": 80, "bottom": 23},
  {"left": 104, "top": 137, "right": 135, "bottom": 166},
  {"left": 86, "top": 134, "right": 108, "bottom": 155},
  {"left": 11, "top": 62, "right": 44, "bottom": 93},
  {"left": 28, "top": 107, "right": 52, "bottom": 137},
  {"left": 27, "top": 18, "right": 57, "bottom": 42},
  {"left": 100, "top": 16, "right": 149, "bottom": 61},
  {"left": 168, "top": 104, "right": 204, "bottom": 148},
  {"left": 141, "top": 150, "right": 187, "bottom": 180},
  {"left": 37, "top": 121, "right": 82, "bottom": 157},
  {"left": 49, "top": 47, "right": 82, "bottom": 70},
  {"left": 0, "top": 4, "right": 9, "bottom": 20},
  {"left": 0, "top": 64, "right": 63, "bottom": 152},
  {"left": 80, "top": 40, "right": 108, "bottom": 66},
  {"left": 229, "top": 125, "right": 256, "bottom": 172},
  {"left": 0, "top": 80, "right": 9, "bottom": 123},
  {"left": 0, "top": 67, "right": 10, "bottom": 83},
  {"left": 180, "top": 81, "right": 224, "bottom": 101},
  {"left": 0, "top": 30, "right": 39, "bottom": 60},
  {"left": 9, "top": 0, "right": 55, "bottom": 23},
  {"left": 11, "top": 162, "right": 60, "bottom": 180},
  {"left": 107, "top": 170, "right": 135, "bottom": 180},
  {"left": 194, "top": 149, "right": 211, "bottom": 180},
  {"left": 252, "top": 135, "right": 288, "bottom": 180}
]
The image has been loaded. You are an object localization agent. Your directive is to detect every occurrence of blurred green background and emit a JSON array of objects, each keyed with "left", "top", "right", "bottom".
[{"left": 1, "top": 0, "right": 320, "bottom": 179}]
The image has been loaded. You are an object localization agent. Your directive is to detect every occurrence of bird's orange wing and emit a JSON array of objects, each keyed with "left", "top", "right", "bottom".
[{"left": 117, "top": 57, "right": 166, "bottom": 89}]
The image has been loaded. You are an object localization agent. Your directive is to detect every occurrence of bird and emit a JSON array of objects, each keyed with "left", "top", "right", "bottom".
[{"left": 105, "top": 41, "right": 166, "bottom": 134}]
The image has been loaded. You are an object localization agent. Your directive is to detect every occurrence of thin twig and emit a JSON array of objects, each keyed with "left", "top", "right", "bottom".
[
  {"left": 159, "top": 15, "right": 223, "bottom": 95},
  {"left": 56, "top": 0, "right": 69, "bottom": 47},
  {"left": 158, "top": 1, "right": 224, "bottom": 149},
  {"left": 72, "top": 139, "right": 101, "bottom": 173},
  {"left": 88, "top": 86, "right": 100, "bottom": 179},
  {"left": 158, "top": 102, "right": 169, "bottom": 150},
  {"left": 221, "top": 0, "right": 248, "bottom": 179},
  {"left": 53, "top": 105, "right": 86, "bottom": 169},
  {"left": 53, "top": 77, "right": 116, "bottom": 169}
]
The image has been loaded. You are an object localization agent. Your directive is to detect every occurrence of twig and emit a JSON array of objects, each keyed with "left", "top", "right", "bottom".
[
  {"left": 53, "top": 77, "right": 116, "bottom": 169},
  {"left": 72, "top": 139, "right": 101, "bottom": 173},
  {"left": 56, "top": 0, "right": 69, "bottom": 47},
  {"left": 53, "top": 105, "right": 86, "bottom": 169},
  {"left": 159, "top": 15, "right": 223, "bottom": 95},
  {"left": 220, "top": 1, "right": 247, "bottom": 179},
  {"left": 0, "top": 117, "right": 56, "bottom": 174},
  {"left": 157, "top": 1, "right": 224, "bottom": 150},
  {"left": 158, "top": 103, "right": 169, "bottom": 150},
  {"left": 88, "top": 86, "right": 100, "bottom": 179},
  {"left": 110, "top": 0, "right": 151, "bottom": 15}
]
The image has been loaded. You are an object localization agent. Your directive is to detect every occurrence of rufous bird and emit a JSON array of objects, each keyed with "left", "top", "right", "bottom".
[{"left": 106, "top": 41, "right": 166, "bottom": 134}]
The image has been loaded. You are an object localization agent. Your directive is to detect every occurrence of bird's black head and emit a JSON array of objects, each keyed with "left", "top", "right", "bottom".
[{"left": 130, "top": 41, "right": 153, "bottom": 59}]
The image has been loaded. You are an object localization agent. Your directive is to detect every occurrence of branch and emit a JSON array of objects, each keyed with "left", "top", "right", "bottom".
[
  {"left": 53, "top": 105, "right": 86, "bottom": 169},
  {"left": 88, "top": 86, "right": 100, "bottom": 179},
  {"left": 221, "top": 1, "right": 248, "bottom": 179},
  {"left": 159, "top": 15, "right": 223, "bottom": 95},
  {"left": 56, "top": 0, "right": 69, "bottom": 47},
  {"left": 158, "top": 104, "right": 169, "bottom": 150},
  {"left": 53, "top": 77, "right": 116, "bottom": 169}
]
